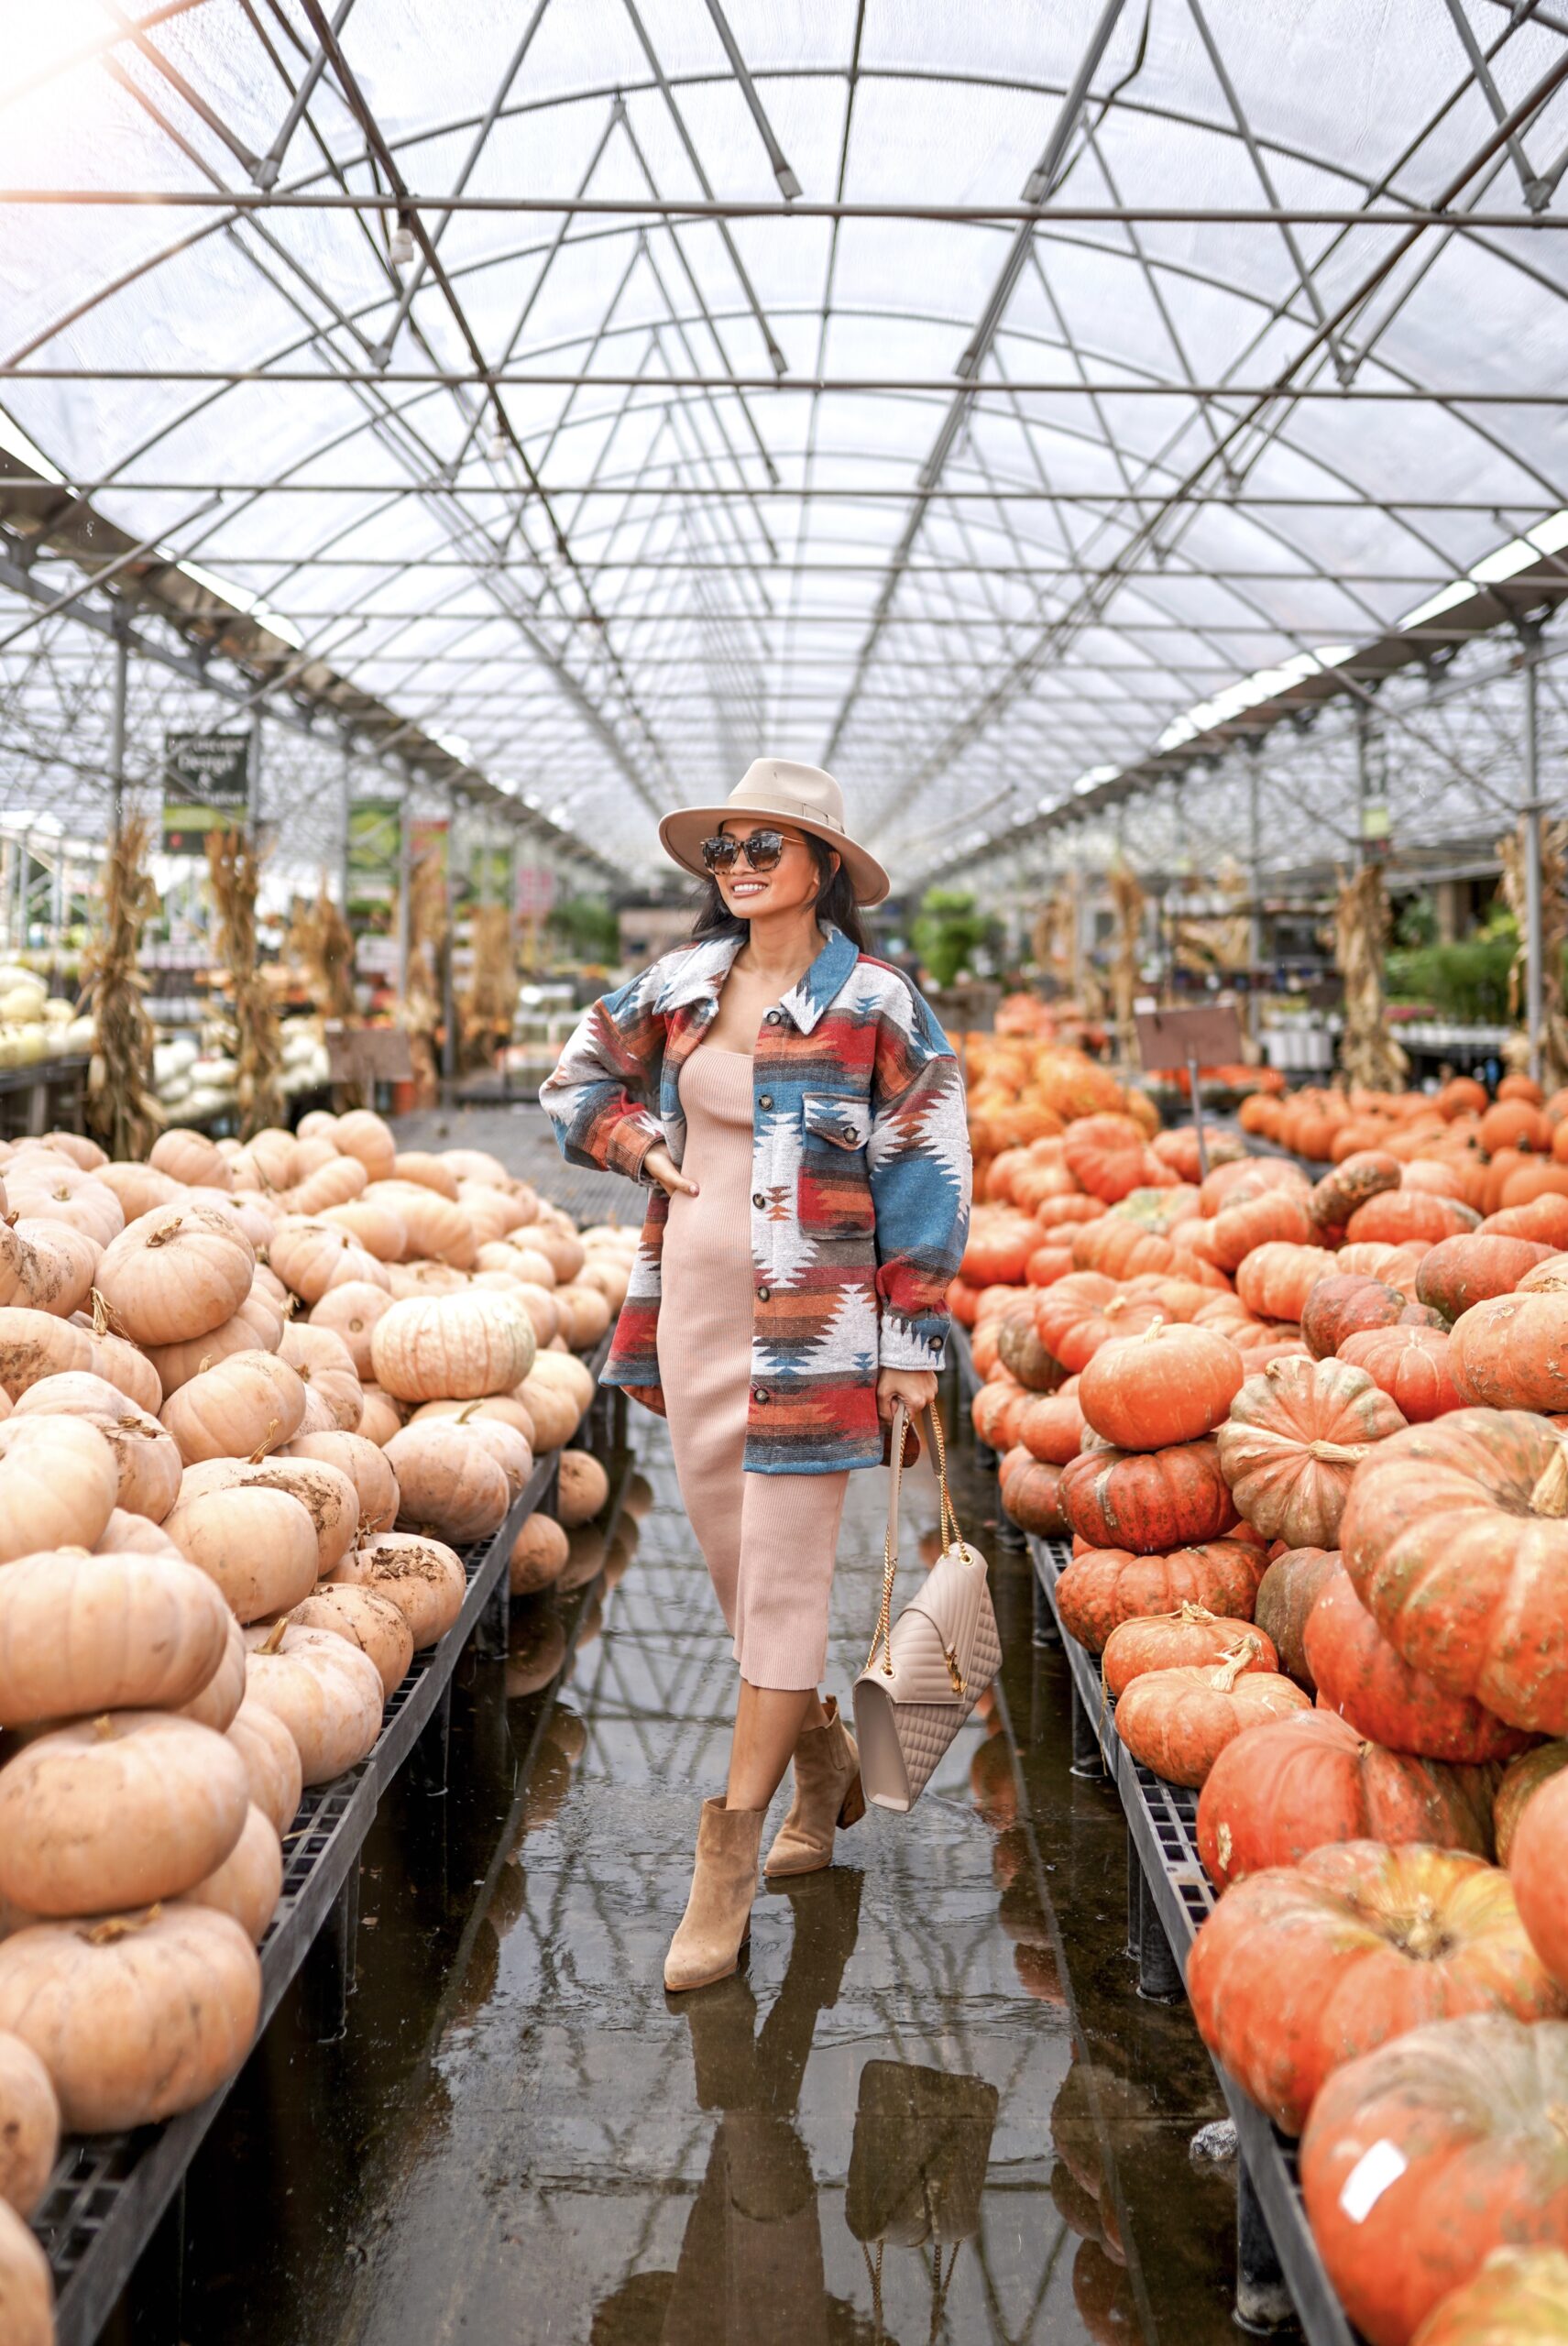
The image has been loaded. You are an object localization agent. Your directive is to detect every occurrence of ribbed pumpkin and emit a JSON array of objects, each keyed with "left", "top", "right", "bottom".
[
  {"left": 1077, "top": 1321, "right": 1244, "bottom": 1451},
  {"left": 995, "top": 1314, "right": 1068, "bottom": 1393},
  {"left": 187, "top": 1802, "right": 283, "bottom": 1945},
  {"left": 180, "top": 1454, "right": 360, "bottom": 1575},
  {"left": 510, "top": 1510, "right": 569, "bottom": 1595},
  {"left": 1114, "top": 1653, "right": 1309, "bottom": 1787},
  {"left": 268, "top": 1217, "right": 389, "bottom": 1306},
  {"left": 1034, "top": 1275, "right": 1163, "bottom": 1375},
  {"left": 1415, "top": 1233, "right": 1557, "bottom": 1323},
  {"left": 329, "top": 1530, "right": 466, "bottom": 1650},
  {"left": 1340, "top": 1409, "right": 1568, "bottom": 1735},
  {"left": 1310, "top": 1151, "right": 1402, "bottom": 1233},
  {"left": 159, "top": 1348, "right": 308, "bottom": 1467},
  {"left": 307, "top": 1279, "right": 393, "bottom": 1377},
  {"left": 226, "top": 1697, "right": 303, "bottom": 1837},
  {"left": 999, "top": 1447, "right": 1067, "bottom": 1535},
  {"left": 1217, "top": 1356, "right": 1407, "bottom": 1550},
  {"left": 0, "top": 1217, "right": 98, "bottom": 1317},
  {"left": 1059, "top": 1437, "right": 1237, "bottom": 1553},
  {"left": 1101, "top": 1606, "right": 1276, "bottom": 1700},
  {"left": 243, "top": 1621, "right": 385, "bottom": 1783},
  {"left": 1055, "top": 1539, "right": 1266, "bottom": 1653},
  {"left": 1189, "top": 1842, "right": 1566, "bottom": 2136},
  {"left": 1495, "top": 1741, "right": 1568, "bottom": 1867},
  {"left": 280, "top": 1429, "right": 399, "bottom": 1535},
  {"left": 1207, "top": 1189, "right": 1314, "bottom": 1271},
  {"left": 1234, "top": 1242, "right": 1336, "bottom": 1323},
  {"left": 287, "top": 1584, "right": 414, "bottom": 1699},
  {"left": 382, "top": 1421, "right": 510, "bottom": 1544},
  {"left": 146, "top": 1288, "right": 283, "bottom": 1397},
  {"left": 0, "top": 2030, "right": 58, "bottom": 2219},
  {"left": 12, "top": 1370, "right": 181, "bottom": 1519},
  {"left": 0, "top": 1416, "right": 118, "bottom": 1562},
  {"left": 1196, "top": 1710, "right": 1497, "bottom": 1889},
  {"left": 0, "top": 1548, "right": 233, "bottom": 1727},
  {"left": 162, "top": 1480, "right": 320, "bottom": 1622},
  {"left": 1304, "top": 1569, "right": 1532, "bottom": 1762},
  {"left": 278, "top": 1321, "right": 362, "bottom": 1433},
  {"left": 1017, "top": 1387, "right": 1086, "bottom": 1464},
  {"left": 1409, "top": 2248, "right": 1568, "bottom": 2346},
  {"left": 367, "top": 1181, "right": 476, "bottom": 1269},
  {"left": 1343, "top": 1189, "right": 1480, "bottom": 1247},
  {"left": 1337, "top": 1325, "right": 1463, "bottom": 1422},
  {"left": 180, "top": 1614, "right": 247, "bottom": 1732},
  {"left": 149, "top": 1126, "right": 233, "bottom": 1189},
  {"left": 0, "top": 1713, "right": 249, "bottom": 1915},
  {"left": 369, "top": 1289, "right": 536, "bottom": 1402},
  {"left": 95, "top": 1200, "right": 254, "bottom": 1345},
  {"left": 1299, "top": 2014, "right": 1568, "bottom": 2346},
  {"left": 1301, "top": 1273, "right": 1411, "bottom": 1360},
  {"left": 1449, "top": 1288, "right": 1568, "bottom": 1412},
  {"left": 1254, "top": 1544, "right": 1341, "bottom": 1688},
  {"left": 334, "top": 1109, "right": 397, "bottom": 1181}
]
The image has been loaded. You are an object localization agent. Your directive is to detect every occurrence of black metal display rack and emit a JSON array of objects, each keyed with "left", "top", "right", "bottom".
[{"left": 30, "top": 1334, "right": 622, "bottom": 2346}]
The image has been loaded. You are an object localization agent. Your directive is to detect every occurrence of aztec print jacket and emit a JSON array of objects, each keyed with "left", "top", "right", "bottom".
[{"left": 539, "top": 922, "right": 971, "bottom": 1475}]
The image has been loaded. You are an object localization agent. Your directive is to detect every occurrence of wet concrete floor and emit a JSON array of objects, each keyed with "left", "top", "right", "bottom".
[{"left": 108, "top": 1107, "right": 1265, "bottom": 2346}]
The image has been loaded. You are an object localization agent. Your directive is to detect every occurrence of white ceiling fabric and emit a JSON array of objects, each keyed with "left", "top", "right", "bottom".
[{"left": 3, "top": 0, "right": 1568, "bottom": 890}]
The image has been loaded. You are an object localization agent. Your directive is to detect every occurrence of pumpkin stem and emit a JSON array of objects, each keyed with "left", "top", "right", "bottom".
[
  {"left": 1207, "top": 1648, "right": 1254, "bottom": 1693},
  {"left": 1531, "top": 1446, "right": 1568, "bottom": 1519},
  {"left": 89, "top": 1287, "right": 112, "bottom": 1339},
  {"left": 1398, "top": 1900, "right": 1452, "bottom": 1963},
  {"left": 145, "top": 1216, "right": 184, "bottom": 1249},
  {"left": 249, "top": 1419, "right": 282, "bottom": 1464},
  {"left": 1307, "top": 1440, "right": 1372, "bottom": 1465},
  {"left": 92, "top": 1713, "right": 116, "bottom": 1739},
  {"left": 79, "top": 1903, "right": 161, "bottom": 1946},
  {"left": 257, "top": 1616, "right": 292, "bottom": 1656}
]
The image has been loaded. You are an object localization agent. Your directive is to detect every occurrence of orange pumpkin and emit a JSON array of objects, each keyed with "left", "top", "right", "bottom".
[
  {"left": 1305, "top": 1568, "right": 1532, "bottom": 1762},
  {"left": 1234, "top": 1241, "right": 1336, "bottom": 1321},
  {"left": 1510, "top": 1769, "right": 1568, "bottom": 1992},
  {"left": 1101, "top": 1606, "right": 1276, "bottom": 1699},
  {"left": 1055, "top": 1539, "right": 1266, "bottom": 1652},
  {"left": 1113, "top": 1652, "right": 1309, "bottom": 1787},
  {"left": 1035, "top": 1274, "right": 1163, "bottom": 1374},
  {"left": 1337, "top": 1324, "right": 1462, "bottom": 1421},
  {"left": 1058, "top": 1437, "right": 1238, "bottom": 1554},
  {"left": 1495, "top": 1741, "right": 1568, "bottom": 1867},
  {"left": 1217, "top": 1355, "right": 1407, "bottom": 1549},
  {"left": 1076, "top": 1321, "right": 1244, "bottom": 1451}
]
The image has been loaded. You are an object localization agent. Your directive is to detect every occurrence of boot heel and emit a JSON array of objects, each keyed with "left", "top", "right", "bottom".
[{"left": 838, "top": 1773, "right": 867, "bottom": 1829}]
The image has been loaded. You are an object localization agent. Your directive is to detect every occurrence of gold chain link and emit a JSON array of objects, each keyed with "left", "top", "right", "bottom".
[{"left": 865, "top": 1400, "right": 968, "bottom": 1675}]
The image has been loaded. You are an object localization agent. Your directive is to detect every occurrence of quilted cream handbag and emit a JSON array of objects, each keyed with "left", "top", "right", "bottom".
[{"left": 852, "top": 1402, "right": 1002, "bottom": 1812}]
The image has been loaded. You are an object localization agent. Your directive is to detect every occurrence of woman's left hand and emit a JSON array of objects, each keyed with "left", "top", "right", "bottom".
[{"left": 876, "top": 1367, "right": 938, "bottom": 1424}]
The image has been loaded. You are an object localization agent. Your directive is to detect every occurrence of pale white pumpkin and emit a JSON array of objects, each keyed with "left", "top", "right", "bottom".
[{"left": 370, "top": 1289, "right": 535, "bottom": 1402}]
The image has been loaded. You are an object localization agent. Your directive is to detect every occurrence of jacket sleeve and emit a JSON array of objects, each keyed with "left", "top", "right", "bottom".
[
  {"left": 865, "top": 982, "right": 972, "bottom": 1371},
  {"left": 537, "top": 966, "right": 666, "bottom": 1184}
]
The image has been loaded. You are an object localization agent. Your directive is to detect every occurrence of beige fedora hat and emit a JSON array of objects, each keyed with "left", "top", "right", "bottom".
[{"left": 657, "top": 759, "right": 890, "bottom": 907}]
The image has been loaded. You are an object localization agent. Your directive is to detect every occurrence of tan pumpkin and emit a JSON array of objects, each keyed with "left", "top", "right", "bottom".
[
  {"left": 0, "top": 1307, "right": 93, "bottom": 1399},
  {"left": 556, "top": 1448, "right": 610, "bottom": 1529},
  {"left": 180, "top": 1454, "right": 359, "bottom": 1575},
  {"left": 382, "top": 1261, "right": 470, "bottom": 1300},
  {"left": 527, "top": 1348, "right": 596, "bottom": 1417},
  {"left": 411, "top": 1392, "right": 537, "bottom": 1445},
  {"left": 96, "top": 1200, "right": 254, "bottom": 1346},
  {"left": 243, "top": 1621, "right": 384, "bottom": 1783},
  {"left": 234, "top": 1126, "right": 299, "bottom": 1191},
  {"left": 5, "top": 1158, "right": 124, "bottom": 1247},
  {"left": 390, "top": 1150, "right": 460, "bottom": 1200},
  {"left": 0, "top": 1218, "right": 98, "bottom": 1318},
  {"left": 469, "top": 1272, "right": 558, "bottom": 1343},
  {"left": 442, "top": 1147, "right": 511, "bottom": 1188},
  {"left": 383, "top": 1421, "right": 510, "bottom": 1543},
  {"left": 85, "top": 1327, "right": 164, "bottom": 1415},
  {"left": 333, "top": 1109, "right": 397, "bottom": 1182},
  {"left": 280, "top": 1429, "right": 399, "bottom": 1534},
  {"left": 278, "top": 1321, "right": 361, "bottom": 1433},
  {"left": 159, "top": 1347, "right": 308, "bottom": 1466},
  {"left": 308, "top": 1279, "right": 393, "bottom": 1376},
  {"left": 0, "top": 1547, "right": 234, "bottom": 1727},
  {"left": 367, "top": 1181, "right": 476, "bottom": 1269},
  {"left": 180, "top": 1614, "right": 247, "bottom": 1733},
  {"left": 356, "top": 1384, "right": 403, "bottom": 1446},
  {"left": 528, "top": 1223, "right": 587, "bottom": 1285},
  {"left": 0, "top": 1712, "right": 249, "bottom": 1915},
  {"left": 0, "top": 2029, "right": 58, "bottom": 2217},
  {"left": 577, "top": 1255, "right": 630, "bottom": 1314},
  {"left": 488, "top": 1242, "right": 557, "bottom": 1290},
  {"left": 211, "top": 1192, "right": 275, "bottom": 1255},
  {"left": 161, "top": 1481, "right": 320, "bottom": 1622},
  {"left": 286, "top": 1157, "right": 367, "bottom": 1216},
  {"left": 13, "top": 1370, "right": 181, "bottom": 1520},
  {"left": 269, "top": 1217, "right": 389, "bottom": 1305},
  {"left": 287, "top": 1584, "right": 414, "bottom": 1698},
  {"left": 319, "top": 1198, "right": 407, "bottom": 1261},
  {"left": 185, "top": 1803, "right": 281, "bottom": 1945},
  {"left": 559, "top": 1522, "right": 608, "bottom": 1594},
  {"left": 458, "top": 1188, "right": 521, "bottom": 1246},
  {"left": 97, "top": 1159, "right": 183, "bottom": 1222},
  {"left": 552, "top": 1282, "right": 612, "bottom": 1350},
  {"left": 510, "top": 1511, "right": 569, "bottom": 1595},
  {"left": 0, "top": 2190, "right": 55, "bottom": 2346},
  {"left": 225, "top": 1698, "right": 302, "bottom": 1836},
  {"left": 510, "top": 1375, "right": 576, "bottom": 1452},
  {"left": 149, "top": 1126, "right": 234, "bottom": 1190},
  {"left": 0, "top": 1417, "right": 118, "bottom": 1562},
  {"left": 145, "top": 1286, "right": 283, "bottom": 1396},
  {"left": 330, "top": 1531, "right": 466, "bottom": 1649},
  {"left": 0, "top": 1902, "right": 260, "bottom": 2132},
  {"left": 295, "top": 1110, "right": 338, "bottom": 1145},
  {"left": 369, "top": 1289, "right": 535, "bottom": 1402}
]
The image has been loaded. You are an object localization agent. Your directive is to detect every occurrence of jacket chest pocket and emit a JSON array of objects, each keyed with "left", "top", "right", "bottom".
[{"left": 798, "top": 1092, "right": 872, "bottom": 1236}]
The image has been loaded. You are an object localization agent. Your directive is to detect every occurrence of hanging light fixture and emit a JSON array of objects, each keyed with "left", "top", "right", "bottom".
[{"left": 389, "top": 208, "right": 414, "bottom": 267}]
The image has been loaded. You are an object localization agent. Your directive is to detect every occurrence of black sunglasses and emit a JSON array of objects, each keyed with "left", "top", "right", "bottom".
[{"left": 700, "top": 828, "right": 794, "bottom": 873}]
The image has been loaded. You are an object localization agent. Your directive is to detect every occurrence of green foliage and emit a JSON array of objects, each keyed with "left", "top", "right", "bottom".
[
  {"left": 547, "top": 893, "right": 620, "bottom": 964},
  {"left": 911, "top": 888, "right": 991, "bottom": 988},
  {"left": 1387, "top": 909, "right": 1519, "bottom": 1024},
  {"left": 1393, "top": 893, "right": 1437, "bottom": 948}
]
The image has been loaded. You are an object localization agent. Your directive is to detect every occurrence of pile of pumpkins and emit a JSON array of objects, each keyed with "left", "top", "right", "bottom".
[
  {"left": 0, "top": 1108, "right": 635, "bottom": 2346},
  {"left": 964, "top": 1094, "right": 1568, "bottom": 2346},
  {"left": 0, "top": 967, "right": 92, "bottom": 1074}
]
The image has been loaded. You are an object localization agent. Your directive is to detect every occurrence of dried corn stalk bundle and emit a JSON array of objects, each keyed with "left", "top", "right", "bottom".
[
  {"left": 1108, "top": 860, "right": 1145, "bottom": 1067},
  {"left": 1335, "top": 861, "right": 1409, "bottom": 1091},
  {"left": 1172, "top": 858, "right": 1251, "bottom": 978},
  {"left": 204, "top": 828, "right": 282, "bottom": 1138},
  {"left": 284, "top": 882, "right": 355, "bottom": 1024},
  {"left": 460, "top": 903, "right": 518, "bottom": 1071},
  {"left": 1497, "top": 814, "right": 1568, "bottom": 1089},
  {"left": 398, "top": 848, "right": 446, "bottom": 1105},
  {"left": 81, "top": 809, "right": 163, "bottom": 1160}
]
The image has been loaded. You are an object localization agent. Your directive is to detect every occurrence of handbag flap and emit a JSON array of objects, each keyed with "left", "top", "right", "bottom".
[{"left": 875, "top": 1543, "right": 998, "bottom": 1705}]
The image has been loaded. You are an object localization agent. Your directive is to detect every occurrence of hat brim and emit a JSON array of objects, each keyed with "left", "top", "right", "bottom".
[{"left": 657, "top": 806, "right": 891, "bottom": 907}]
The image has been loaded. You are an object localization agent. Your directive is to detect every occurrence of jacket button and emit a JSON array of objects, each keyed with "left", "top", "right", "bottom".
[
  {"left": 758, "top": 1285, "right": 771, "bottom": 1302},
  {"left": 752, "top": 1387, "right": 769, "bottom": 1405},
  {"left": 765, "top": 1010, "right": 782, "bottom": 1025},
  {"left": 928, "top": 1335, "right": 943, "bottom": 1350},
  {"left": 751, "top": 1191, "right": 765, "bottom": 1209},
  {"left": 844, "top": 1125, "right": 858, "bottom": 1142},
  {"left": 759, "top": 1092, "right": 773, "bottom": 1110}
]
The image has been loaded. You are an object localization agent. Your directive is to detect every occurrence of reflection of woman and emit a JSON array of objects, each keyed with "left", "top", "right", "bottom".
[{"left": 543, "top": 762, "right": 971, "bottom": 1990}]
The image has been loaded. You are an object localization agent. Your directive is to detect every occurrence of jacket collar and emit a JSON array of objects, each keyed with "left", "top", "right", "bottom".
[{"left": 654, "top": 922, "right": 859, "bottom": 1035}]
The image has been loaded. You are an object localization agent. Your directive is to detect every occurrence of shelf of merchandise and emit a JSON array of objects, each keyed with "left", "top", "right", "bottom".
[{"left": 33, "top": 1331, "right": 620, "bottom": 2346}]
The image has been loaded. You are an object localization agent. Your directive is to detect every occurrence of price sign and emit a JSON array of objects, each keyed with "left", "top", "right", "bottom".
[{"left": 161, "top": 729, "right": 252, "bottom": 852}]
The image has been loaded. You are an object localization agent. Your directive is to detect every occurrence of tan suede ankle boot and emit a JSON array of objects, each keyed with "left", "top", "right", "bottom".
[
  {"left": 764, "top": 1697, "right": 865, "bottom": 1880},
  {"left": 664, "top": 1798, "right": 765, "bottom": 1992}
]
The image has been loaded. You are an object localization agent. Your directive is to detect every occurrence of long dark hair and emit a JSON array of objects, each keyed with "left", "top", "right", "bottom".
[{"left": 689, "top": 831, "right": 871, "bottom": 951}]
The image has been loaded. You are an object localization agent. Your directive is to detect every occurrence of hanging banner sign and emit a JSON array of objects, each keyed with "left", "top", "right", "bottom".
[
  {"left": 346, "top": 797, "right": 401, "bottom": 902},
  {"left": 516, "top": 863, "right": 556, "bottom": 917},
  {"left": 161, "top": 729, "right": 252, "bottom": 853}
]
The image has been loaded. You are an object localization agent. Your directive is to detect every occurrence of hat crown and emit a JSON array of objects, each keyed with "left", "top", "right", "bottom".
[{"left": 724, "top": 759, "right": 845, "bottom": 838}]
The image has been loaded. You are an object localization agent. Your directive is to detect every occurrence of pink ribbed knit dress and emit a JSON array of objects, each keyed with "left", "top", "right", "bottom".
[{"left": 656, "top": 1043, "right": 850, "bottom": 1691}]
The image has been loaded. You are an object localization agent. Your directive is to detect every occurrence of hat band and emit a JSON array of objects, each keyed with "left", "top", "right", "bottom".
[{"left": 730, "top": 794, "right": 845, "bottom": 837}]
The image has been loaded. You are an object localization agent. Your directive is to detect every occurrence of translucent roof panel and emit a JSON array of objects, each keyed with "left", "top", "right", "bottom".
[{"left": 3, "top": 0, "right": 1568, "bottom": 886}]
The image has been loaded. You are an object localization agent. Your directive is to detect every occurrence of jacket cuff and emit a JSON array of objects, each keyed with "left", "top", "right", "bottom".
[
  {"left": 879, "top": 1313, "right": 949, "bottom": 1372},
  {"left": 607, "top": 1113, "right": 663, "bottom": 1183}
]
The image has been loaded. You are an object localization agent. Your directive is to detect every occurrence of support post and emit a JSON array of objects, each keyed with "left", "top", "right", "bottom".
[
  {"left": 411, "top": 1678, "right": 453, "bottom": 1795},
  {"left": 442, "top": 794, "right": 459, "bottom": 1086},
  {"left": 1126, "top": 1834, "right": 1144, "bottom": 1961},
  {"left": 1136, "top": 1870, "right": 1183, "bottom": 2001},
  {"left": 302, "top": 1858, "right": 359, "bottom": 2041},
  {"left": 1246, "top": 748, "right": 1264, "bottom": 1040},
  {"left": 1187, "top": 1049, "right": 1210, "bottom": 1179},
  {"left": 1031, "top": 1557, "right": 1058, "bottom": 1648},
  {"left": 339, "top": 743, "right": 354, "bottom": 912},
  {"left": 1235, "top": 2156, "right": 1293, "bottom": 2332},
  {"left": 1069, "top": 1682, "right": 1104, "bottom": 1779},
  {"left": 1523, "top": 637, "right": 1545, "bottom": 1089},
  {"left": 476, "top": 1563, "right": 510, "bottom": 1661},
  {"left": 396, "top": 782, "right": 412, "bottom": 1003},
  {"left": 110, "top": 630, "right": 129, "bottom": 834}
]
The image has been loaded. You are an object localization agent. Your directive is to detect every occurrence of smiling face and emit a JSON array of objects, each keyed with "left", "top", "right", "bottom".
[{"left": 712, "top": 817, "right": 839, "bottom": 919}]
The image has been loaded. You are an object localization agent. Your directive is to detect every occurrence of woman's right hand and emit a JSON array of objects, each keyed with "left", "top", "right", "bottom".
[{"left": 643, "top": 1143, "right": 698, "bottom": 1199}]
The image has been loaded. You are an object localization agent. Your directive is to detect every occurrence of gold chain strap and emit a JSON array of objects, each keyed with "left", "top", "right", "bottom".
[{"left": 865, "top": 1400, "right": 967, "bottom": 1676}]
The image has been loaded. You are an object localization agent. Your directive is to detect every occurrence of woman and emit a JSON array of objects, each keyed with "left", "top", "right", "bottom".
[{"left": 541, "top": 760, "right": 971, "bottom": 1992}]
